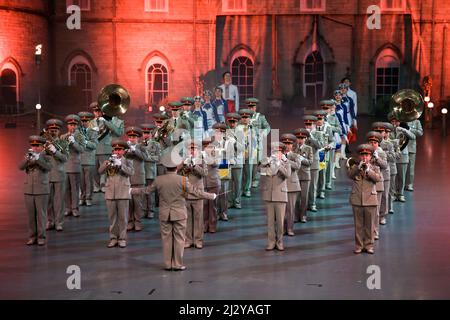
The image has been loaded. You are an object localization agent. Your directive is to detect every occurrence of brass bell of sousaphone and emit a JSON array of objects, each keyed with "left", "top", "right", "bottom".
[
  {"left": 97, "top": 84, "right": 130, "bottom": 118},
  {"left": 389, "top": 89, "right": 424, "bottom": 122}
]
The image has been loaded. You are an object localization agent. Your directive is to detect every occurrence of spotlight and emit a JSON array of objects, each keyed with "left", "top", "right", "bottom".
[
  {"left": 159, "top": 106, "right": 165, "bottom": 112},
  {"left": 442, "top": 108, "right": 448, "bottom": 115},
  {"left": 35, "top": 104, "right": 42, "bottom": 110},
  {"left": 427, "top": 102, "right": 434, "bottom": 109},
  {"left": 424, "top": 96, "right": 430, "bottom": 102}
]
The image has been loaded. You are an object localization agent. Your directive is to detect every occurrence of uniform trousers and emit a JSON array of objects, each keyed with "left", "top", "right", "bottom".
[
  {"left": 308, "top": 169, "right": 319, "bottom": 208},
  {"left": 229, "top": 167, "right": 243, "bottom": 206},
  {"left": 380, "top": 179, "right": 390, "bottom": 219},
  {"left": 265, "top": 201, "right": 286, "bottom": 248},
  {"left": 352, "top": 205, "right": 377, "bottom": 251},
  {"left": 389, "top": 173, "right": 397, "bottom": 212},
  {"left": 128, "top": 184, "right": 145, "bottom": 228},
  {"left": 65, "top": 173, "right": 80, "bottom": 212},
  {"left": 160, "top": 218, "right": 187, "bottom": 269},
  {"left": 284, "top": 192, "right": 298, "bottom": 233},
  {"left": 204, "top": 185, "right": 220, "bottom": 233},
  {"left": 406, "top": 152, "right": 417, "bottom": 188},
  {"left": 396, "top": 163, "right": 408, "bottom": 197},
  {"left": 94, "top": 154, "right": 109, "bottom": 190},
  {"left": 295, "top": 180, "right": 310, "bottom": 221},
  {"left": 80, "top": 165, "right": 95, "bottom": 201},
  {"left": 106, "top": 199, "right": 128, "bottom": 240},
  {"left": 47, "top": 181, "right": 65, "bottom": 228},
  {"left": 26, "top": 194, "right": 49, "bottom": 240},
  {"left": 186, "top": 199, "right": 204, "bottom": 246}
]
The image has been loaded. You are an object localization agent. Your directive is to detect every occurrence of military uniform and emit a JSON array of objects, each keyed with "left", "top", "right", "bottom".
[
  {"left": 245, "top": 98, "right": 271, "bottom": 189},
  {"left": 260, "top": 142, "right": 291, "bottom": 251},
  {"left": 43, "top": 119, "right": 68, "bottom": 231},
  {"left": 132, "top": 148, "right": 216, "bottom": 270},
  {"left": 78, "top": 112, "right": 98, "bottom": 207},
  {"left": 181, "top": 142, "right": 208, "bottom": 248},
  {"left": 226, "top": 113, "right": 245, "bottom": 210},
  {"left": 90, "top": 103, "right": 125, "bottom": 192},
  {"left": 124, "top": 127, "right": 149, "bottom": 231},
  {"left": 168, "top": 101, "right": 192, "bottom": 145},
  {"left": 382, "top": 122, "right": 402, "bottom": 213},
  {"left": 19, "top": 136, "right": 52, "bottom": 245},
  {"left": 61, "top": 114, "right": 85, "bottom": 217},
  {"left": 202, "top": 139, "right": 221, "bottom": 233},
  {"left": 303, "top": 116, "right": 323, "bottom": 212},
  {"left": 406, "top": 119, "right": 423, "bottom": 190},
  {"left": 366, "top": 131, "right": 388, "bottom": 240},
  {"left": 141, "top": 123, "right": 161, "bottom": 218},
  {"left": 153, "top": 112, "right": 170, "bottom": 208},
  {"left": 293, "top": 128, "right": 313, "bottom": 223},
  {"left": 238, "top": 108, "right": 258, "bottom": 197},
  {"left": 347, "top": 144, "right": 382, "bottom": 254},
  {"left": 281, "top": 134, "right": 301, "bottom": 236},
  {"left": 313, "top": 110, "right": 334, "bottom": 199},
  {"left": 98, "top": 139, "right": 134, "bottom": 248}
]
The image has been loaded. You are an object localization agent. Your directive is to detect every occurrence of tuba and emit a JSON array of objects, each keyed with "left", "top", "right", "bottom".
[
  {"left": 96, "top": 84, "right": 130, "bottom": 141},
  {"left": 390, "top": 89, "right": 424, "bottom": 123}
]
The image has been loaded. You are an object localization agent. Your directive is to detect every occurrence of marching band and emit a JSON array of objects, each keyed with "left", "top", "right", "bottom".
[{"left": 19, "top": 80, "right": 423, "bottom": 269}]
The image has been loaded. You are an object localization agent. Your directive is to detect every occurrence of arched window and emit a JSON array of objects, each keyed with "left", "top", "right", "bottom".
[
  {"left": 0, "top": 68, "right": 18, "bottom": 106},
  {"left": 68, "top": 56, "right": 93, "bottom": 107},
  {"left": 304, "top": 50, "right": 324, "bottom": 107},
  {"left": 375, "top": 49, "right": 400, "bottom": 101},
  {"left": 146, "top": 56, "right": 169, "bottom": 105},
  {"left": 231, "top": 55, "right": 254, "bottom": 102}
]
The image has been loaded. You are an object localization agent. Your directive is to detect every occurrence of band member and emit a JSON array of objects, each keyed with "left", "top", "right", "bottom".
[
  {"left": 388, "top": 113, "right": 415, "bottom": 202},
  {"left": 153, "top": 112, "right": 171, "bottom": 149},
  {"left": 212, "top": 122, "right": 234, "bottom": 220},
  {"left": 19, "top": 136, "right": 52, "bottom": 245},
  {"left": 124, "top": 126, "right": 148, "bottom": 232},
  {"left": 212, "top": 86, "right": 228, "bottom": 123},
  {"left": 321, "top": 100, "right": 342, "bottom": 184},
  {"left": 382, "top": 122, "right": 402, "bottom": 214},
  {"left": 181, "top": 141, "right": 208, "bottom": 249},
  {"left": 303, "top": 115, "right": 323, "bottom": 212},
  {"left": 180, "top": 97, "right": 195, "bottom": 133},
  {"left": 91, "top": 102, "right": 125, "bottom": 192},
  {"left": 43, "top": 119, "right": 68, "bottom": 231},
  {"left": 202, "top": 139, "right": 221, "bottom": 233},
  {"left": 246, "top": 98, "right": 271, "bottom": 189},
  {"left": 281, "top": 134, "right": 301, "bottom": 236},
  {"left": 226, "top": 113, "right": 244, "bottom": 210},
  {"left": 260, "top": 142, "right": 290, "bottom": 251},
  {"left": 99, "top": 139, "right": 134, "bottom": 248},
  {"left": 366, "top": 131, "right": 388, "bottom": 240},
  {"left": 238, "top": 108, "right": 257, "bottom": 197},
  {"left": 141, "top": 123, "right": 161, "bottom": 218},
  {"left": 313, "top": 110, "right": 333, "bottom": 199},
  {"left": 293, "top": 128, "right": 313, "bottom": 223},
  {"left": 219, "top": 71, "right": 239, "bottom": 113},
  {"left": 131, "top": 148, "right": 216, "bottom": 271},
  {"left": 406, "top": 118, "right": 423, "bottom": 191},
  {"left": 347, "top": 144, "right": 382, "bottom": 254},
  {"left": 78, "top": 112, "right": 98, "bottom": 207},
  {"left": 61, "top": 114, "right": 85, "bottom": 218},
  {"left": 168, "top": 101, "right": 191, "bottom": 145}
]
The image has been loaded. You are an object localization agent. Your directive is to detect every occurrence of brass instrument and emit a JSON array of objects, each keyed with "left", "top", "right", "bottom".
[
  {"left": 106, "top": 154, "right": 120, "bottom": 176},
  {"left": 96, "top": 84, "right": 130, "bottom": 141},
  {"left": 390, "top": 89, "right": 424, "bottom": 122},
  {"left": 346, "top": 157, "right": 358, "bottom": 168},
  {"left": 40, "top": 129, "right": 69, "bottom": 155},
  {"left": 154, "top": 120, "right": 174, "bottom": 147}
]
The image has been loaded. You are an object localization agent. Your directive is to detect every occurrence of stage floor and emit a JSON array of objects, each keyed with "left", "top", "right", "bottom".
[{"left": 1, "top": 116, "right": 449, "bottom": 299}]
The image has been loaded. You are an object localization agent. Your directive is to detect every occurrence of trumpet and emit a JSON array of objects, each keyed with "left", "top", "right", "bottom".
[
  {"left": 41, "top": 129, "right": 69, "bottom": 155},
  {"left": 26, "top": 149, "right": 35, "bottom": 161},
  {"left": 346, "top": 157, "right": 358, "bottom": 168},
  {"left": 359, "top": 161, "right": 368, "bottom": 171},
  {"left": 106, "top": 154, "right": 119, "bottom": 176}
]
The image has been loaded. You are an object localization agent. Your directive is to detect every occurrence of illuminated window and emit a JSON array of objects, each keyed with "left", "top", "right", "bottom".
[
  {"left": 0, "top": 68, "right": 18, "bottom": 106},
  {"left": 380, "top": 0, "right": 406, "bottom": 11},
  {"left": 231, "top": 56, "right": 254, "bottom": 102},
  {"left": 66, "top": 0, "right": 90, "bottom": 11},
  {"left": 222, "top": 0, "right": 247, "bottom": 12},
  {"left": 375, "top": 49, "right": 400, "bottom": 100},
  {"left": 69, "top": 56, "right": 93, "bottom": 107},
  {"left": 145, "top": 0, "right": 169, "bottom": 12},
  {"left": 146, "top": 56, "right": 169, "bottom": 105},
  {"left": 300, "top": 0, "right": 326, "bottom": 12},
  {"left": 304, "top": 50, "right": 324, "bottom": 107}
]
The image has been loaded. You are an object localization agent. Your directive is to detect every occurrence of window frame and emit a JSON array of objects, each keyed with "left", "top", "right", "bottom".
[
  {"left": 375, "top": 50, "right": 400, "bottom": 100},
  {"left": 145, "top": 56, "right": 169, "bottom": 106},
  {"left": 144, "top": 0, "right": 169, "bottom": 13},
  {"left": 66, "top": 0, "right": 91, "bottom": 11},
  {"left": 0, "top": 63, "right": 19, "bottom": 106},
  {"left": 380, "top": 0, "right": 406, "bottom": 12},
  {"left": 300, "top": 0, "right": 326, "bottom": 13},
  {"left": 68, "top": 55, "right": 93, "bottom": 107},
  {"left": 303, "top": 50, "right": 325, "bottom": 99},
  {"left": 222, "top": 0, "right": 247, "bottom": 13},
  {"left": 230, "top": 50, "right": 254, "bottom": 103}
]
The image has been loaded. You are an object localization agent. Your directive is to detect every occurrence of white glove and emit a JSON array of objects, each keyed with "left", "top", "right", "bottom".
[
  {"left": 129, "top": 188, "right": 133, "bottom": 196},
  {"left": 33, "top": 152, "right": 40, "bottom": 161},
  {"left": 299, "top": 155, "right": 306, "bottom": 162},
  {"left": 211, "top": 193, "right": 217, "bottom": 200},
  {"left": 98, "top": 117, "right": 106, "bottom": 122},
  {"left": 68, "top": 135, "right": 75, "bottom": 143},
  {"left": 281, "top": 154, "right": 287, "bottom": 162},
  {"left": 92, "top": 126, "right": 99, "bottom": 132},
  {"left": 130, "top": 145, "right": 136, "bottom": 152},
  {"left": 193, "top": 158, "right": 202, "bottom": 166},
  {"left": 48, "top": 144, "right": 57, "bottom": 154},
  {"left": 373, "top": 150, "right": 379, "bottom": 159},
  {"left": 113, "top": 158, "right": 122, "bottom": 167}
]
